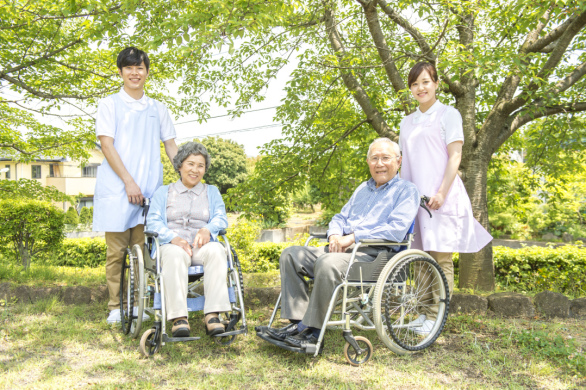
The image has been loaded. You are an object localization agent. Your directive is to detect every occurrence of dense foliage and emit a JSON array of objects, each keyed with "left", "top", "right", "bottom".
[
  {"left": 36, "top": 237, "right": 107, "bottom": 268},
  {"left": 0, "top": 178, "right": 72, "bottom": 203},
  {"left": 487, "top": 118, "right": 586, "bottom": 240},
  {"left": 0, "top": 199, "right": 65, "bottom": 269},
  {"left": 199, "top": 137, "right": 248, "bottom": 195},
  {"left": 79, "top": 207, "right": 93, "bottom": 226},
  {"left": 64, "top": 207, "right": 79, "bottom": 225}
]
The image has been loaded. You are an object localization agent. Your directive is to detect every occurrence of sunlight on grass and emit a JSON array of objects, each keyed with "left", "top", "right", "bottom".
[
  {"left": 0, "top": 299, "right": 584, "bottom": 389},
  {"left": 0, "top": 263, "right": 105, "bottom": 287}
]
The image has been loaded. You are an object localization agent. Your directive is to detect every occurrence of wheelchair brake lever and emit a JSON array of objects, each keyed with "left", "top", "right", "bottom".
[{"left": 420, "top": 195, "right": 432, "bottom": 218}]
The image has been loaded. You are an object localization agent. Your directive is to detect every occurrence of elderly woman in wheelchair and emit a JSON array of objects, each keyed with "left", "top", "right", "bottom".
[{"left": 147, "top": 141, "right": 231, "bottom": 338}]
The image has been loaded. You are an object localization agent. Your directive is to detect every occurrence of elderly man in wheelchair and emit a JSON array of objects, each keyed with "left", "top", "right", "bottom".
[{"left": 256, "top": 137, "right": 450, "bottom": 365}]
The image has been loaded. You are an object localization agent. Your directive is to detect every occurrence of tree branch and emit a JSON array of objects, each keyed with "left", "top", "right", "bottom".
[
  {"left": 525, "top": 12, "right": 577, "bottom": 53},
  {"left": 552, "top": 60, "right": 586, "bottom": 95},
  {"left": 0, "top": 73, "right": 108, "bottom": 100},
  {"left": 0, "top": 38, "right": 83, "bottom": 76},
  {"left": 358, "top": 0, "right": 411, "bottom": 114},
  {"left": 492, "top": 101, "right": 586, "bottom": 150},
  {"left": 505, "top": 10, "right": 586, "bottom": 113},
  {"left": 0, "top": 141, "right": 80, "bottom": 156},
  {"left": 323, "top": 2, "right": 396, "bottom": 139},
  {"left": 378, "top": 0, "right": 434, "bottom": 60},
  {"left": 0, "top": 4, "right": 123, "bottom": 30}
]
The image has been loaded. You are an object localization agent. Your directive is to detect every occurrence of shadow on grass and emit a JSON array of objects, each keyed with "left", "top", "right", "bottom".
[{"left": 1, "top": 301, "right": 584, "bottom": 389}]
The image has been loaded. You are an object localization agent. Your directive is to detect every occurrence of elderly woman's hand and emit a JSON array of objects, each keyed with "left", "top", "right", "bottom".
[
  {"left": 171, "top": 236, "right": 193, "bottom": 256},
  {"left": 193, "top": 228, "right": 211, "bottom": 248}
]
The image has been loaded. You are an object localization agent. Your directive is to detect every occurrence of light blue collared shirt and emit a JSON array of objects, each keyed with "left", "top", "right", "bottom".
[{"left": 327, "top": 175, "right": 420, "bottom": 243}]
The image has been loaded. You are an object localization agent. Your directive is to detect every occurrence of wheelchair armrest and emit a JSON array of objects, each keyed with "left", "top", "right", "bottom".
[
  {"left": 310, "top": 233, "right": 328, "bottom": 239},
  {"left": 218, "top": 229, "right": 227, "bottom": 236},
  {"left": 358, "top": 239, "right": 408, "bottom": 246},
  {"left": 144, "top": 230, "right": 159, "bottom": 238}
]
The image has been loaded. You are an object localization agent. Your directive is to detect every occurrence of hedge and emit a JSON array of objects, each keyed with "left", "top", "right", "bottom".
[
  {"left": 33, "top": 237, "right": 586, "bottom": 296},
  {"left": 37, "top": 237, "right": 107, "bottom": 268}
]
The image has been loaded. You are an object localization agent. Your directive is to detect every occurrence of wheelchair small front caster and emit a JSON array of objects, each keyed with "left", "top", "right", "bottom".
[
  {"left": 343, "top": 336, "right": 373, "bottom": 366},
  {"left": 140, "top": 327, "right": 161, "bottom": 357}
]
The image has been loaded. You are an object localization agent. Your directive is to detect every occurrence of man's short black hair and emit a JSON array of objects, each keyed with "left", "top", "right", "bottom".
[{"left": 117, "top": 47, "right": 150, "bottom": 71}]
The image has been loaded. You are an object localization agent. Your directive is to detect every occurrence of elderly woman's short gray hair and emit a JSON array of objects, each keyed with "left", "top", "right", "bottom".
[{"left": 173, "top": 142, "right": 211, "bottom": 173}]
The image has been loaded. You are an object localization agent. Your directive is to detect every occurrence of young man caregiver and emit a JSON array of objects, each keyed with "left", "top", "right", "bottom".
[{"left": 93, "top": 47, "right": 178, "bottom": 324}]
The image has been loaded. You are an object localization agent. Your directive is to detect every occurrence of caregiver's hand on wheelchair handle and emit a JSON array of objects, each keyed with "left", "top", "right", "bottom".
[
  {"left": 124, "top": 179, "right": 144, "bottom": 205},
  {"left": 171, "top": 236, "right": 193, "bottom": 257},
  {"left": 329, "top": 233, "right": 355, "bottom": 253},
  {"left": 193, "top": 228, "right": 211, "bottom": 248},
  {"left": 427, "top": 192, "right": 445, "bottom": 210}
]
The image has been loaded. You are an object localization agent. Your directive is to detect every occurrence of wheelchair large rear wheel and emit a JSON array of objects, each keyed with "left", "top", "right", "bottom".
[
  {"left": 120, "top": 250, "right": 135, "bottom": 335},
  {"left": 130, "top": 244, "right": 145, "bottom": 339},
  {"left": 373, "top": 250, "right": 449, "bottom": 355}
]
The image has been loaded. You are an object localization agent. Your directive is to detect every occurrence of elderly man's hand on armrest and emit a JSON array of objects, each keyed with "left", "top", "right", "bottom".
[{"left": 328, "top": 233, "right": 355, "bottom": 253}]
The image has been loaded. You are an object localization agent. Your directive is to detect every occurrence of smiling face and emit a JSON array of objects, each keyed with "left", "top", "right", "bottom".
[
  {"left": 118, "top": 61, "right": 149, "bottom": 97},
  {"left": 178, "top": 154, "right": 206, "bottom": 189},
  {"left": 409, "top": 70, "right": 439, "bottom": 112},
  {"left": 367, "top": 142, "right": 401, "bottom": 188}
]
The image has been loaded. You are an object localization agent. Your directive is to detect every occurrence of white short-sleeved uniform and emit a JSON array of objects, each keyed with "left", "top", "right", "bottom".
[
  {"left": 398, "top": 101, "right": 464, "bottom": 151},
  {"left": 399, "top": 101, "right": 492, "bottom": 253},
  {"left": 93, "top": 89, "right": 176, "bottom": 232}
]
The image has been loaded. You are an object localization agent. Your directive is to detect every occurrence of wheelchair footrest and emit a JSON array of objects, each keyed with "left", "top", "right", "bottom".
[
  {"left": 256, "top": 330, "right": 317, "bottom": 354},
  {"left": 162, "top": 335, "right": 201, "bottom": 343},
  {"left": 214, "top": 327, "right": 247, "bottom": 337}
]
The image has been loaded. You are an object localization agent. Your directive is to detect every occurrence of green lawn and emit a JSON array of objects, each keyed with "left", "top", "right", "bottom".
[{"left": 1, "top": 298, "right": 584, "bottom": 389}]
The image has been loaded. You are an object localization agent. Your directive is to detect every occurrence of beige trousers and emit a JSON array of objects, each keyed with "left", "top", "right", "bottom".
[
  {"left": 105, "top": 225, "right": 144, "bottom": 311},
  {"left": 418, "top": 251, "right": 454, "bottom": 321},
  {"left": 160, "top": 242, "right": 231, "bottom": 321}
]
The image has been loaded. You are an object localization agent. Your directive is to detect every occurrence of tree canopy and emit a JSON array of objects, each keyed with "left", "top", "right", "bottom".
[
  {"left": 228, "top": 0, "right": 586, "bottom": 290},
  {"left": 0, "top": 0, "right": 297, "bottom": 161}
]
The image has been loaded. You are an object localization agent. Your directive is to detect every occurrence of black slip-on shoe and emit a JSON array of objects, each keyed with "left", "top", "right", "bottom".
[
  {"left": 284, "top": 327, "right": 318, "bottom": 348},
  {"left": 266, "top": 322, "right": 299, "bottom": 341}
]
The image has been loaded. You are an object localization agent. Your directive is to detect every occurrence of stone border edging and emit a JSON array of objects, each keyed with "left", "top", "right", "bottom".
[{"left": 1, "top": 282, "right": 585, "bottom": 319}]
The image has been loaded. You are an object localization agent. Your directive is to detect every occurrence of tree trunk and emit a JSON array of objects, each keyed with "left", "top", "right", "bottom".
[
  {"left": 18, "top": 243, "right": 31, "bottom": 270},
  {"left": 459, "top": 152, "right": 495, "bottom": 291}
]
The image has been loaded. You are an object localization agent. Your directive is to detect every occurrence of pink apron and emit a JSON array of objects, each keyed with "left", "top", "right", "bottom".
[{"left": 400, "top": 105, "right": 492, "bottom": 253}]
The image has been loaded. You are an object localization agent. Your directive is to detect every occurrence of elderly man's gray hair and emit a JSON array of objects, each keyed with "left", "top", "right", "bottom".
[
  {"left": 367, "top": 137, "right": 400, "bottom": 158},
  {"left": 173, "top": 141, "right": 211, "bottom": 173}
]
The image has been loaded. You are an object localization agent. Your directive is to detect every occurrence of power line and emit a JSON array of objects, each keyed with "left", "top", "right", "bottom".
[
  {"left": 174, "top": 105, "right": 279, "bottom": 126},
  {"left": 176, "top": 123, "right": 282, "bottom": 141}
]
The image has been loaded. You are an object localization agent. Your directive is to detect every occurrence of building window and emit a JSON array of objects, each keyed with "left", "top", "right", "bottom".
[
  {"left": 49, "top": 164, "right": 55, "bottom": 178},
  {"left": 32, "top": 165, "right": 41, "bottom": 179},
  {"left": 4, "top": 165, "right": 9, "bottom": 179},
  {"left": 82, "top": 166, "right": 97, "bottom": 177}
]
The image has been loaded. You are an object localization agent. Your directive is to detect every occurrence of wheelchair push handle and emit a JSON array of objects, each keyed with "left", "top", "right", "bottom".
[
  {"left": 420, "top": 195, "right": 432, "bottom": 218},
  {"left": 141, "top": 198, "right": 150, "bottom": 226}
]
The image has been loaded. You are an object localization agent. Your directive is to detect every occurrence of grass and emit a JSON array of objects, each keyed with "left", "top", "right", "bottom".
[
  {"left": 0, "top": 262, "right": 105, "bottom": 287},
  {"left": 0, "top": 298, "right": 585, "bottom": 389}
]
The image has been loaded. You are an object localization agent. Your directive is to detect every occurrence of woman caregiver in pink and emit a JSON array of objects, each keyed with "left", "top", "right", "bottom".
[{"left": 399, "top": 62, "right": 492, "bottom": 335}]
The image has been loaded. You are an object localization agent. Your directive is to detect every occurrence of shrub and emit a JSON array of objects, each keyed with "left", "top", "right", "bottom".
[
  {"left": 79, "top": 206, "right": 93, "bottom": 225},
  {"left": 454, "top": 245, "right": 586, "bottom": 296},
  {"left": 225, "top": 220, "right": 320, "bottom": 272},
  {"left": 0, "top": 199, "right": 65, "bottom": 269},
  {"left": 64, "top": 206, "right": 79, "bottom": 225},
  {"left": 37, "top": 237, "right": 107, "bottom": 268},
  {"left": 0, "top": 178, "right": 72, "bottom": 203}
]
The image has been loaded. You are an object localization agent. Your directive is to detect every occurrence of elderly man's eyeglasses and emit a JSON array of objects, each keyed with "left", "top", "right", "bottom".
[{"left": 368, "top": 155, "right": 399, "bottom": 164}]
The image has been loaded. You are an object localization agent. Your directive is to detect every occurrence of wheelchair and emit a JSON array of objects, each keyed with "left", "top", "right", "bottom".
[
  {"left": 256, "top": 201, "right": 450, "bottom": 365},
  {"left": 119, "top": 200, "right": 247, "bottom": 357}
]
